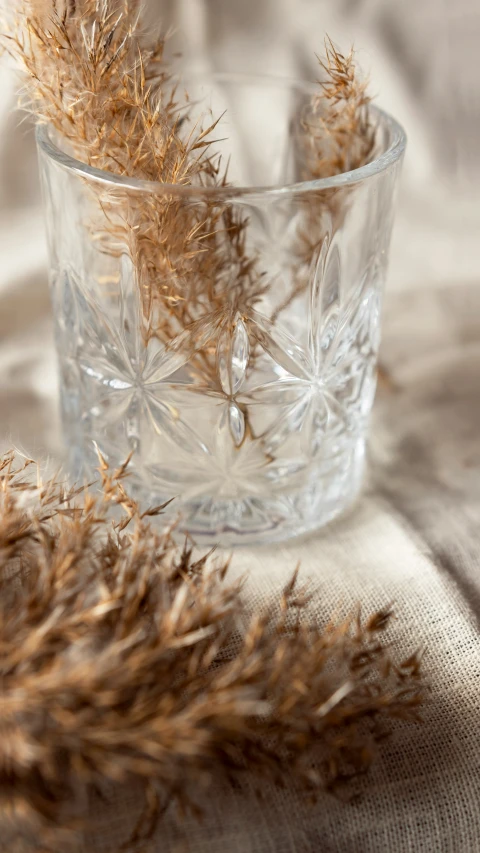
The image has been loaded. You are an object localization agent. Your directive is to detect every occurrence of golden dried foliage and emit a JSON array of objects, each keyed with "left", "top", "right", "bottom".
[
  {"left": 276, "top": 38, "right": 377, "bottom": 320},
  {"left": 3, "top": 0, "right": 265, "bottom": 386},
  {"left": 304, "top": 37, "right": 375, "bottom": 180},
  {"left": 0, "top": 450, "right": 423, "bottom": 850},
  {"left": 3, "top": 6, "right": 376, "bottom": 375}
]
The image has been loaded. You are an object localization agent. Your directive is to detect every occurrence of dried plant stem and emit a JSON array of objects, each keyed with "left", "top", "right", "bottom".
[
  {"left": 275, "top": 38, "right": 377, "bottom": 319},
  {"left": 3, "top": 1, "right": 266, "bottom": 387},
  {"left": 0, "top": 450, "right": 423, "bottom": 850},
  {"left": 3, "top": 9, "right": 376, "bottom": 385}
]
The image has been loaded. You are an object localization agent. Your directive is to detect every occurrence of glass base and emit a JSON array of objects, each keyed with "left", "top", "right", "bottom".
[{"left": 68, "top": 438, "right": 366, "bottom": 547}]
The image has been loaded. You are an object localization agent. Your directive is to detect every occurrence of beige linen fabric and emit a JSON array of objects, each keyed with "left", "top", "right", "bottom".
[{"left": 1, "top": 0, "right": 480, "bottom": 850}]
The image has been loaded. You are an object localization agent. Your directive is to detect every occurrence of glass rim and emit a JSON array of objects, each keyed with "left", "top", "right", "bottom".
[{"left": 36, "top": 71, "right": 407, "bottom": 200}]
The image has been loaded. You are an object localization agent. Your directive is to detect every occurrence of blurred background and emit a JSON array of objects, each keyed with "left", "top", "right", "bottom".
[{"left": 0, "top": 0, "right": 479, "bottom": 459}]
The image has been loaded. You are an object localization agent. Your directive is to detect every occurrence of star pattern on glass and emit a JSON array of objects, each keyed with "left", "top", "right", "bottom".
[
  {"left": 71, "top": 235, "right": 380, "bottom": 500},
  {"left": 74, "top": 283, "right": 222, "bottom": 455},
  {"left": 240, "top": 246, "right": 380, "bottom": 460},
  {"left": 148, "top": 405, "right": 272, "bottom": 500}
]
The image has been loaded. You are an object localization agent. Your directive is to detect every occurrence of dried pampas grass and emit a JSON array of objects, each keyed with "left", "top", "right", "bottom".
[
  {"left": 304, "top": 37, "right": 375, "bottom": 180},
  {"left": 0, "top": 450, "right": 423, "bottom": 850},
  {"left": 2, "top": 0, "right": 266, "bottom": 384},
  {"left": 2, "top": 3, "right": 376, "bottom": 374},
  {"left": 278, "top": 38, "right": 377, "bottom": 318}
]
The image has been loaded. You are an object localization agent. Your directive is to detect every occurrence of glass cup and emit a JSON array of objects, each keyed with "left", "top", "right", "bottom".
[{"left": 36, "top": 73, "right": 406, "bottom": 545}]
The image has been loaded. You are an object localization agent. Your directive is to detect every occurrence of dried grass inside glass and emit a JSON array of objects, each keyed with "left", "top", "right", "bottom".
[{"left": 37, "top": 74, "right": 406, "bottom": 545}]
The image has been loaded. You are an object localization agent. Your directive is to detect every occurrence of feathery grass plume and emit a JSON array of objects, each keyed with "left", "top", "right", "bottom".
[
  {"left": 0, "top": 450, "right": 424, "bottom": 850},
  {"left": 297, "top": 37, "right": 375, "bottom": 267},
  {"left": 2, "top": 6, "right": 378, "bottom": 395},
  {"left": 303, "top": 37, "right": 375, "bottom": 180},
  {"left": 3, "top": 0, "right": 265, "bottom": 386},
  {"left": 274, "top": 38, "right": 377, "bottom": 321},
  {"left": 4, "top": 7, "right": 376, "bottom": 332}
]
